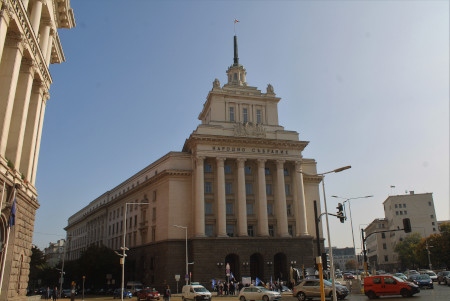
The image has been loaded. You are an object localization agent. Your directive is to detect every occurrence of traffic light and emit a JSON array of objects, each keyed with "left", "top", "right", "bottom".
[
  {"left": 336, "top": 203, "right": 345, "bottom": 223},
  {"left": 403, "top": 218, "right": 412, "bottom": 233},
  {"left": 321, "top": 253, "right": 329, "bottom": 270}
]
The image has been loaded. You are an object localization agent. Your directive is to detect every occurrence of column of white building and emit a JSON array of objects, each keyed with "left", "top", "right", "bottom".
[{"left": 193, "top": 156, "right": 309, "bottom": 238}]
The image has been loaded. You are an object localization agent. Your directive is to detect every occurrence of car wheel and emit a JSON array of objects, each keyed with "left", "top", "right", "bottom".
[
  {"left": 262, "top": 295, "right": 269, "bottom": 301},
  {"left": 240, "top": 296, "right": 246, "bottom": 301},
  {"left": 400, "top": 288, "right": 410, "bottom": 297},
  {"left": 366, "top": 291, "right": 377, "bottom": 299},
  {"left": 297, "top": 292, "right": 306, "bottom": 301}
]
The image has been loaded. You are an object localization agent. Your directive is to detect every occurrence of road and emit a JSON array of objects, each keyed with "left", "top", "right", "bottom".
[{"left": 54, "top": 283, "right": 450, "bottom": 301}]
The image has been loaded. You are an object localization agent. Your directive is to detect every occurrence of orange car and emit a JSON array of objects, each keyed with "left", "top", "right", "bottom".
[{"left": 364, "top": 275, "right": 420, "bottom": 299}]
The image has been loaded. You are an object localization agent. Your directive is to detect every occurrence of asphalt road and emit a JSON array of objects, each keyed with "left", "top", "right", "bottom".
[{"left": 53, "top": 283, "right": 450, "bottom": 301}]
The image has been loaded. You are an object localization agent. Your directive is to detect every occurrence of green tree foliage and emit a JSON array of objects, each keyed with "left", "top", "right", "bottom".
[
  {"left": 28, "top": 245, "right": 48, "bottom": 291},
  {"left": 345, "top": 259, "right": 357, "bottom": 271},
  {"left": 394, "top": 232, "right": 421, "bottom": 270},
  {"left": 415, "top": 222, "right": 450, "bottom": 269}
]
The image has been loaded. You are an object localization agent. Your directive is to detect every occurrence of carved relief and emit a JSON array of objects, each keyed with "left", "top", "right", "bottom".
[{"left": 234, "top": 122, "right": 266, "bottom": 138}]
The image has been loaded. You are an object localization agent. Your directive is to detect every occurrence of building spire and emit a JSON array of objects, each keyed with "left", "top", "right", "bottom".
[
  {"left": 226, "top": 34, "right": 246, "bottom": 86},
  {"left": 233, "top": 35, "right": 239, "bottom": 66}
]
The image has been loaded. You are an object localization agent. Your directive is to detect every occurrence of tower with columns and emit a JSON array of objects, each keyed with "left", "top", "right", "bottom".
[{"left": 0, "top": 1, "right": 75, "bottom": 300}]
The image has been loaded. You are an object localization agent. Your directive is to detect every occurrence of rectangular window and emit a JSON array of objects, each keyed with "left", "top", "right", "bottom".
[
  {"left": 246, "top": 203, "right": 254, "bottom": 215},
  {"left": 245, "top": 183, "right": 253, "bottom": 195},
  {"left": 152, "top": 226, "right": 156, "bottom": 242},
  {"left": 225, "top": 182, "right": 233, "bottom": 194},
  {"left": 256, "top": 109, "right": 262, "bottom": 124},
  {"left": 245, "top": 166, "right": 252, "bottom": 175},
  {"left": 205, "top": 224, "right": 214, "bottom": 237},
  {"left": 243, "top": 108, "right": 248, "bottom": 123},
  {"left": 205, "top": 182, "right": 213, "bottom": 194},
  {"left": 267, "top": 204, "right": 273, "bottom": 216},
  {"left": 285, "top": 184, "right": 291, "bottom": 196},
  {"left": 428, "top": 201, "right": 432, "bottom": 206},
  {"left": 134, "top": 216, "right": 137, "bottom": 226},
  {"left": 430, "top": 214, "right": 434, "bottom": 218},
  {"left": 396, "top": 211, "right": 398, "bottom": 215},
  {"left": 384, "top": 255, "right": 388, "bottom": 262},
  {"left": 265, "top": 167, "right": 270, "bottom": 175},
  {"left": 404, "top": 210, "right": 407, "bottom": 215},
  {"left": 204, "top": 164, "right": 213, "bottom": 173},
  {"left": 287, "top": 204, "right": 292, "bottom": 216},
  {"left": 266, "top": 184, "right": 273, "bottom": 195},
  {"left": 152, "top": 208, "right": 156, "bottom": 220},
  {"left": 395, "top": 204, "right": 398, "bottom": 208},
  {"left": 247, "top": 225, "right": 254, "bottom": 237},
  {"left": 383, "top": 243, "right": 387, "bottom": 250},
  {"left": 226, "top": 203, "right": 233, "bottom": 215},
  {"left": 205, "top": 202, "right": 213, "bottom": 215},
  {"left": 226, "top": 224, "right": 234, "bottom": 237},
  {"left": 288, "top": 225, "right": 293, "bottom": 236},
  {"left": 284, "top": 168, "right": 289, "bottom": 176},
  {"left": 268, "top": 225, "right": 274, "bottom": 237},
  {"left": 225, "top": 165, "right": 232, "bottom": 174},
  {"left": 400, "top": 211, "right": 403, "bottom": 215},
  {"left": 381, "top": 233, "right": 386, "bottom": 239},
  {"left": 229, "top": 107, "right": 235, "bottom": 122}
]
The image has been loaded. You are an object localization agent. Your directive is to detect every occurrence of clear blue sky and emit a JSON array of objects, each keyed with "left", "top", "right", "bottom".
[{"left": 33, "top": 1, "right": 449, "bottom": 254}]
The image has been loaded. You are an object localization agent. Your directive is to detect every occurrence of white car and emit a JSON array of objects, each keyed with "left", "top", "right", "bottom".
[{"left": 238, "top": 286, "right": 281, "bottom": 301}]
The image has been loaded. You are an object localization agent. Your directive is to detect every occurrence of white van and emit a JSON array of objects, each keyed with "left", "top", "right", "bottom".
[
  {"left": 126, "top": 281, "right": 143, "bottom": 295},
  {"left": 182, "top": 283, "right": 212, "bottom": 301}
]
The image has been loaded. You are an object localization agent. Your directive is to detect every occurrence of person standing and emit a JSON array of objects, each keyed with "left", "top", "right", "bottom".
[
  {"left": 52, "top": 286, "right": 58, "bottom": 300},
  {"left": 164, "top": 285, "right": 171, "bottom": 301}
]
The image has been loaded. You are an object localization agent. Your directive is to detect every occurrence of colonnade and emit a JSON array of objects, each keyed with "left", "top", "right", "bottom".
[
  {"left": 194, "top": 155, "right": 309, "bottom": 238},
  {"left": 0, "top": 0, "right": 55, "bottom": 185}
]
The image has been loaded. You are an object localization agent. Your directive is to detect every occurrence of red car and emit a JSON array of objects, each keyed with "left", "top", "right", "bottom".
[
  {"left": 343, "top": 273, "right": 355, "bottom": 280},
  {"left": 137, "top": 288, "right": 160, "bottom": 301}
]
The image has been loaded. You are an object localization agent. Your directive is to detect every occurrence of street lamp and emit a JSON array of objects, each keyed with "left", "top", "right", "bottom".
[
  {"left": 331, "top": 195, "right": 373, "bottom": 271},
  {"left": 173, "top": 225, "right": 189, "bottom": 284},
  {"left": 301, "top": 166, "right": 351, "bottom": 301},
  {"left": 118, "top": 202, "right": 149, "bottom": 301}
]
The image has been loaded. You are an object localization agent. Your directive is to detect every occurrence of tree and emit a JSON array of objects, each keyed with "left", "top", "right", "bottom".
[
  {"left": 345, "top": 259, "right": 357, "bottom": 271},
  {"left": 28, "top": 245, "right": 48, "bottom": 292},
  {"left": 394, "top": 233, "right": 421, "bottom": 270}
]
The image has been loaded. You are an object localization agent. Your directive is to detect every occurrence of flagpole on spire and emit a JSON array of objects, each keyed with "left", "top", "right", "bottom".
[{"left": 234, "top": 18, "right": 239, "bottom": 35}]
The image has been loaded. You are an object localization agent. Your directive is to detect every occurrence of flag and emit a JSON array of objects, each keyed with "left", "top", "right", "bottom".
[
  {"left": 255, "top": 277, "right": 261, "bottom": 286},
  {"left": 230, "top": 272, "right": 234, "bottom": 280},
  {"left": 212, "top": 279, "right": 216, "bottom": 289},
  {"left": 270, "top": 276, "right": 273, "bottom": 284},
  {"left": 234, "top": 19, "right": 239, "bottom": 24},
  {"left": 9, "top": 197, "right": 16, "bottom": 227}
]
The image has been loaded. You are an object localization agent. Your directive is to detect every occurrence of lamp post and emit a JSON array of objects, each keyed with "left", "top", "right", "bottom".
[
  {"left": 331, "top": 195, "right": 373, "bottom": 271},
  {"left": 301, "top": 166, "right": 351, "bottom": 301},
  {"left": 117, "top": 202, "right": 149, "bottom": 301},
  {"left": 173, "top": 225, "right": 188, "bottom": 284}
]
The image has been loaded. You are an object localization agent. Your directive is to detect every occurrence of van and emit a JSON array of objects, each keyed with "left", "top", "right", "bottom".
[
  {"left": 182, "top": 283, "right": 212, "bottom": 301},
  {"left": 126, "top": 281, "right": 143, "bottom": 295},
  {"left": 364, "top": 275, "right": 420, "bottom": 299}
]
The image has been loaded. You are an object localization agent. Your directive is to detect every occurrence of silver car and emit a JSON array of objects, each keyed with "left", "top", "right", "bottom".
[{"left": 238, "top": 286, "right": 281, "bottom": 301}]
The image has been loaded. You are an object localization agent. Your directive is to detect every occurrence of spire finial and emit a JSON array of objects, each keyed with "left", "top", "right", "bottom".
[{"left": 233, "top": 35, "right": 239, "bottom": 66}]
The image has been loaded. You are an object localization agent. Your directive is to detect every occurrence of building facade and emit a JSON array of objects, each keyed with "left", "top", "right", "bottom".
[
  {"left": 65, "top": 35, "right": 324, "bottom": 290},
  {"left": 363, "top": 192, "right": 439, "bottom": 272},
  {"left": 44, "top": 239, "right": 65, "bottom": 268},
  {"left": 0, "top": 0, "right": 74, "bottom": 300}
]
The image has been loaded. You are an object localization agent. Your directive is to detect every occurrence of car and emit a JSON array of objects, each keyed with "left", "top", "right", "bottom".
[
  {"left": 394, "top": 273, "right": 407, "bottom": 281},
  {"left": 137, "top": 288, "right": 161, "bottom": 301},
  {"left": 61, "top": 289, "right": 75, "bottom": 298},
  {"left": 239, "top": 286, "right": 281, "bottom": 301},
  {"left": 280, "top": 285, "right": 292, "bottom": 295},
  {"left": 182, "top": 283, "right": 212, "bottom": 301},
  {"left": 113, "top": 288, "right": 133, "bottom": 299},
  {"left": 408, "top": 274, "right": 433, "bottom": 289},
  {"left": 343, "top": 273, "right": 354, "bottom": 280},
  {"left": 437, "top": 271, "right": 450, "bottom": 284},
  {"left": 420, "top": 270, "right": 438, "bottom": 282},
  {"left": 363, "top": 275, "right": 420, "bottom": 299},
  {"left": 292, "top": 279, "right": 349, "bottom": 300}
]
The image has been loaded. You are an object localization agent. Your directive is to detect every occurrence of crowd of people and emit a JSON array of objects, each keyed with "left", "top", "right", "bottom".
[{"left": 212, "top": 279, "right": 286, "bottom": 295}]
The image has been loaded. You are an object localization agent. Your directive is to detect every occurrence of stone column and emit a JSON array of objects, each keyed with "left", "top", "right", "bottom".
[
  {"left": 0, "top": 6, "right": 12, "bottom": 61},
  {"left": 257, "top": 159, "right": 269, "bottom": 236},
  {"left": 275, "top": 160, "right": 289, "bottom": 237},
  {"left": 0, "top": 32, "right": 24, "bottom": 157},
  {"left": 6, "top": 58, "right": 35, "bottom": 171},
  {"left": 29, "top": 89, "right": 48, "bottom": 185},
  {"left": 216, "top": 157, "right": 227, "bottom": 237},
  {"left": 236, "top": 158, "right": 247, "bottom": 236},
  {"left": 30, "top": 0, "right": 43, "bottom": 35},
  {"left": 194, "top": 156, "right": 206, "bottom": 237},
  {"left": 294, "top": 161, "right": 309, "bottom": 236},
  {"left": 38, "top": 18, "right": 51, "bottom": 62},
  {"left": 45, "top": 28, "right": 55, "bottom": 67}
]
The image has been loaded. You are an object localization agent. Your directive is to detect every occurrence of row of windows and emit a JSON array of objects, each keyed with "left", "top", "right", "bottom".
[
  {"left": 205, "top": 182, "right": 291, "bottom": 195},
  {"left": 205, "top": 224, "right": 294, "bottom": 237},
  {"left": 229, "top": 107, "right": 263, "bottom": 124},
  {"left": 204, "top": 164, "right": 290, "bottom": 176},
  {"left": 395, "top": 210, "right": 407, "bottom": 215},
  {"left": 205, "top": 202, "right": 294, "bottom": 216},
  {"left": 394, "top": 203, "right": 406, "bottom": 209}
]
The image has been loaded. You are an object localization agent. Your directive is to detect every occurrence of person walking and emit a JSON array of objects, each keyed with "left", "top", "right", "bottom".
[
  {"left": 52, "top": 286, "right": 58, "bottom": 300},
  {"left": 164, "top": 285, "right": 171, "bottom": 301}
]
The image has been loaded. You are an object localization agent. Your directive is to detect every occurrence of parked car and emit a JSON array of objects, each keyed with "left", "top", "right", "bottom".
[
  {"left": 113, "top": 288, "right": 133, "bottom": 299},
  {"left": 238, "top": 286, "right": 281, "bottom": 301},
  {"left": 61, "top": 289, "right": 75, "bottom": 298},
  {"left": 408, "top": 274, "right": 434, "bottom": 289},
  {"left": 363, "top": 275, "right": 420, "bottom": 299},
  {"left": 420, "top": 270, "right": 438, "bottom": 282},
  {"left": 437, "top": 271, "right": 450, "bottom": 284},
  {"left": 343, "top": 273, "right": 354, "bottom": 280},
  {"left": 292, "top": 278, "right": 349, "bottom": 300},
  {"left": 182, "top": 283, "right": 212, "bottom": 301},
  {"left": 137, "top": 288, "right": 161, "bottom": 301},
  {"left": 394, "top": 273, "right": 407, "bottom": 281}
]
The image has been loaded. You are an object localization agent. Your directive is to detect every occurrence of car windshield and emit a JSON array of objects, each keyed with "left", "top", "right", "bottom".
[
  {"left": 323, "top": 280, "right": 332, "bottom": 286},
  {"left": 257, "top": 287, "right": 270, "bottom": 292},
  {"left": 417, "top": 275, "right": 430, "bottom": 280},
  {"left": 194, "top": 287, "right": 208, "bottom": 292},
  {"left": 393, "top": 276, "right": 405, "bottom": 282}
]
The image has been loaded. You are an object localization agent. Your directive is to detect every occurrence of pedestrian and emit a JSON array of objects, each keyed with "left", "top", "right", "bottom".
[
  {"left": 46, "top": 286, "right": 51, "bottom": 299},
  {"left": 52, "top": 286, "right": 58, "bottom": 300},
  {"left": 164, "top": 285, "right": 171, "bottom": 301}
]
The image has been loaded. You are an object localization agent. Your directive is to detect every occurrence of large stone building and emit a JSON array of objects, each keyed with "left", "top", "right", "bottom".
[
  {"left": 65, "top": 35, "right": 325, "bottom": 290},
  {"left": 364, "top": 192, "right": 439, "bottom": 272},
  {"left": 0, "top": 0, "right": 74, "bottom": 300}
]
